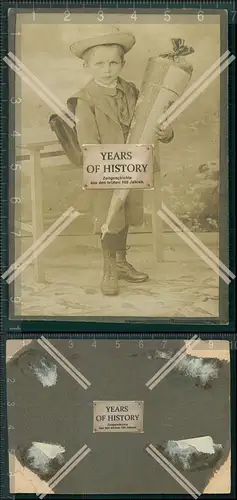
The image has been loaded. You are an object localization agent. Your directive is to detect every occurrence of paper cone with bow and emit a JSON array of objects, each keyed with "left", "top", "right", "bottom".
[{"left": 101, "top": 39, "right": 194, "bottom": 239}]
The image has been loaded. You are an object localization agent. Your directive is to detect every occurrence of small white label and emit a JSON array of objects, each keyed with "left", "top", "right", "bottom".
[
  {"left": 174, "top": 436, "right": 217, "bottom": 455},
  {"left": 82, "top": 144, "right": 153, "bottom": 190},
  {"left": 93, "top": 400, "right": 144, "bottom": 433}
]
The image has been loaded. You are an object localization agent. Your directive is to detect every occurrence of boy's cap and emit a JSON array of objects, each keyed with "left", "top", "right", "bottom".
[{"left": 70, "top": 25, "right": 135, "bottom": 59}]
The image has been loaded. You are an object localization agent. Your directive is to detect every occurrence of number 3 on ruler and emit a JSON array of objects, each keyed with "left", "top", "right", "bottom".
[{"left": 97, "top": 10, "right": 104, "bottom": 21}]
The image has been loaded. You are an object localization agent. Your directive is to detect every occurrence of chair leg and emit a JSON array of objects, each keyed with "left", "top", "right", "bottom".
[
  {"left": 29, "top": 147, "right": 46, "bottom": 282},
  {"left": 152, "top": 170, "right": 164, "bottom": 262}
]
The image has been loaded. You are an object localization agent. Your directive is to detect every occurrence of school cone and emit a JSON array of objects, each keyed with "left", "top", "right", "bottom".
[{"left": 101, "top": 42, "right": 193, "bottom": 239}]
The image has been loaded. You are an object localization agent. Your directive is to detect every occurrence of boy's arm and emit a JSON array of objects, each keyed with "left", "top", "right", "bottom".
[{"left": 75, "top": 98, "right": 101, "bottom": 147}]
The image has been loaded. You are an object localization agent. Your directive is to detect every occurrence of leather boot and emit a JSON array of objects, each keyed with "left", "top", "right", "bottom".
[
  {"left": 101, "top": 236, "right": 119, "bottom": 295},
  {"left": 116, "top": 251, "right": 149, "bottom": 283}
]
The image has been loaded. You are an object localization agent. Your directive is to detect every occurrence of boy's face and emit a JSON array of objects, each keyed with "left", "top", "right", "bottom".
[{"left": 83, "top": 45, "right": 125, "bottom": 85}]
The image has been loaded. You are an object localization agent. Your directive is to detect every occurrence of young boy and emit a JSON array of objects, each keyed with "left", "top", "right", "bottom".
[{"left": 70, "top": 26, "right": 174, "bottom": 296}]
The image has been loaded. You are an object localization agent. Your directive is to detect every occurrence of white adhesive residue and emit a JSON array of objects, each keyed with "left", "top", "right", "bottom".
[
  {"left": 32, "top": 442, "right": 65, "bottom": 459},
  {"left": 32, "top": 359, "right": 58, "bottom": 387},
  {"left": 166, "top": 436, "right": 223, "bottom": 470},
  {"left": 28, "top": 443, "right": 65, "bottom": 473},
  {"left": 178, "top": 356, "right": 219, "bottom": 384},
  {"left": 166, "top": 441, "right": 197, "bottom": 470}
]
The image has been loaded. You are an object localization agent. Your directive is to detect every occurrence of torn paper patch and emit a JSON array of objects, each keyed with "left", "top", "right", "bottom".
[
  {"left": 14, "top": 349, "right": 58, "bottom": 387},
  {"left": 178, "top": 356, "right": 220, "bottom": 387},
  {"left": 159, "top": 436, "right": 223, "bottom": 471},
  {"left": 32, "top": 359, "right": 58, "bottom": 387},
  {"left": 26, "top": 442, "right": 65, "bottom": 479}
]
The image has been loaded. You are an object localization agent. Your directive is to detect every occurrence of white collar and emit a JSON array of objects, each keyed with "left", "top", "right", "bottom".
[{"left": 94, "top": 79, "right": 118, "bottom": 88}]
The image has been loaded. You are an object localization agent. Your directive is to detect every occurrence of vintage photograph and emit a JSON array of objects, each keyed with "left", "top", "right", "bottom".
[
  {"left": 6, "top": 337, "right": 230, "bottom": 495},
  {"left": 8, "top": 10, "right": 229, "bottom": 320}
]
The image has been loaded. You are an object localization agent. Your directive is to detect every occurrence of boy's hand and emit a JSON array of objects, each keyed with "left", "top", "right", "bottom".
[{"left": 155, "top": 122, "right": 174, "bottom": 143}]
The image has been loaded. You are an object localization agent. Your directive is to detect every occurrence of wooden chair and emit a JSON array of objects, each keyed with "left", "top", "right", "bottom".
[{"left": 16, "top": 141, "right": 163, "bottom": 282}]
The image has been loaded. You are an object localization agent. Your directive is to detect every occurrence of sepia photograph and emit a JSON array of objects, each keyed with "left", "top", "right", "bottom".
[
  {"left": 6, "top": 337, "right": 231, "bottom": 495},
  {"left": 7, "top": 10, "right": 230, "bottom": 321}
]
